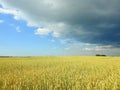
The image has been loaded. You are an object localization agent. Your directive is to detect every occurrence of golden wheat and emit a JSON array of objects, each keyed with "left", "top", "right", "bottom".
[{"left": 0, "top": 56, "right": 120, "bottom": 90}]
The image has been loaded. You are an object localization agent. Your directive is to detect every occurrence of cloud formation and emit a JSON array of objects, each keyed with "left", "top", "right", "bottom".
[
  {"left": 35, "top": 28, "right": 51, "bottom": 35},
  {"left": 0, "top": 0, "right": 120, "bottom": 47}
]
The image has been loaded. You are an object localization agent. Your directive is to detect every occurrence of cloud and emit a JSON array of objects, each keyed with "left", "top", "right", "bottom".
[
  {"left": 35, "top": 28, "right": 51, "bottom": 35},
  {"left": 0, "top": 8, "right": 23, "bottom": 20},
  {"left": 84, "top": 48, "right": 94, "bottom": 51},
  {"left": 63, "top": 42, "right": 120, "bottom": 55},
  {"left": 0, "top": 0, "right": 120, "bottom": 47},
  {"left": 0, "top": 8, "right": 17, "bottom": 14}
]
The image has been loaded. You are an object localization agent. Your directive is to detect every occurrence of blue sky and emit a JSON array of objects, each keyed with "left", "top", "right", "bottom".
[
  {"left": 0, "top": 0, "right": 120, "bottom": 56},
  {"left": 0, "top": 12, "right": 65, "bottom": 56}
]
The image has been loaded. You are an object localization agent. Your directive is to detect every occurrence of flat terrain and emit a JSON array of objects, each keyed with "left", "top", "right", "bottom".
[{"left": 0, "top": 56, "right": 120, "bottom": 90}]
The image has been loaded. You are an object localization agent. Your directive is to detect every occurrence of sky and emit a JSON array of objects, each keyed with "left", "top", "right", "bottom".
[{"left": 0, "top": 0, "right": 120, "bottom": 56}]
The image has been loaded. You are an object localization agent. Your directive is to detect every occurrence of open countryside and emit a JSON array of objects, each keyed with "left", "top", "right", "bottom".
[{"left": 0, "top": 0, "right": 120, "bottom": 90}]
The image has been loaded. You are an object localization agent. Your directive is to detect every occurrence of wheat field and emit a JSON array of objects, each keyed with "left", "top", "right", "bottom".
[{"left": 0, "top": 56, "right": 120, "bottom": 90}]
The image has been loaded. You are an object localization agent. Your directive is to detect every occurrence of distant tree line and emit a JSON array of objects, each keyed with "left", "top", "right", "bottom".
[
  {"left": 0, "top": 56, "right": 13, "bottom": 58},
  {"left": 0, "top": 56, "right": 32, "bottom": 58},
  {"left": 96, "top": 54, "right": 106, "bottom": 56}
]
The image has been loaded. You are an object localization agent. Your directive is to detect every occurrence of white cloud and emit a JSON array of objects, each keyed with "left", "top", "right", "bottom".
[
  {"left": 84, "top": 45, "right": 113, "bottom": 51},
  {"left": 84, "top": 43, "right": 97, "bottom": 46},
  {"left": 61, "top": 40, "right": 120, "bottom": 55},
  {"left": 84, "top": 48, "right": 94, "bottom": 51},
  {"left": 95, "top": 45, "right": 113, "bottom": 51},
  {"left": 0, "top": 8, "right": 23, "bottom": 20},
  {"left": 52, "top": 32, "right": 60, "bottom": 37},
  {"left": 35, "top": 28, "right": 51, "bottom": 35},
  {"left": 0, "top": 8, "right": 17, "bottom": 14}
]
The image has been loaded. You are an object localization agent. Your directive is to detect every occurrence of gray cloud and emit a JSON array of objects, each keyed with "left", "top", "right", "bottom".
[{"left": 0, "top": 0, "right": 120, "bottom": 47}]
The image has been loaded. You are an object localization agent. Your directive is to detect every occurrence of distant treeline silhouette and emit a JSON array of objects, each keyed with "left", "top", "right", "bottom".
[
  {"left": 0, "top": 56, "right": 12, "bottom": 58},
  {"left": 0, "top": 56, "right": 31, "bottom": 58},
  {"left": 96, "top": 54, "right": 106, "bottom": 56}
]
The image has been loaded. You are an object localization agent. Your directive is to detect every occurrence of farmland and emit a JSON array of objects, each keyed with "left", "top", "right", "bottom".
[{"left": 0, "top": 56, "right": 120, "bottom": 90}]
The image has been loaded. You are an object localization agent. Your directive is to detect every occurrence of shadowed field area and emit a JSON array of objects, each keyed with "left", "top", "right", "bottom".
[{"left": 0, "top": 56, "right": 120, "bottom": 90}]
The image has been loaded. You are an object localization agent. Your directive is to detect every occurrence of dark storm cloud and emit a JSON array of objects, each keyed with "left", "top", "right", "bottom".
[{"left": 0, "top": 0, "right": 120, "bottom": 47}]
